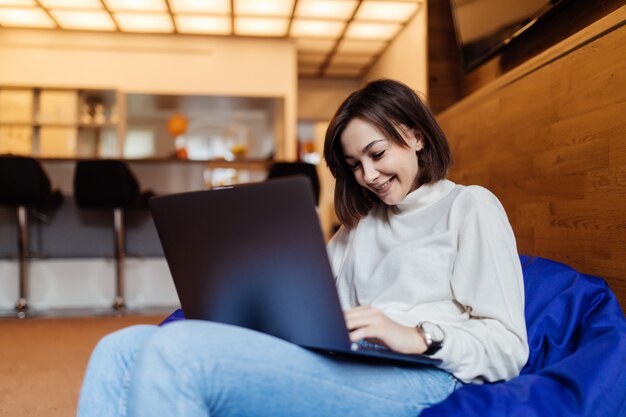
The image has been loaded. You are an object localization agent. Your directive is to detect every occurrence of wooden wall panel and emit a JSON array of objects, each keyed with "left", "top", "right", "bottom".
[
  {"left": 458, "top": 0, "right": 625, "bottom": 97},
  {"left": 438, "top": 9, "right": 626, "bottom": 311},
  {"left": 427, "top": 0, "right": 462, "bottom": 113}
]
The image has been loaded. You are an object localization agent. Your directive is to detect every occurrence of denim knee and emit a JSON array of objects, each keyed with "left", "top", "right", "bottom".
[
  {"left": 141, "top": 321, "right": 219, "bottom": 357},
  {"left": 92, "top": 325, "right": 158, "bottom": 362},
  {"left": 138, "top": 320, "right": 260, "bottom": 370},
  {"left": 78, "top": 325, "right": 158, "bottom": 417}
]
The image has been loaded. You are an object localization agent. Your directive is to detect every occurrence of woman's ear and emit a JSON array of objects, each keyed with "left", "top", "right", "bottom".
[{"left": 414, "top": 131, "right": 424, "bottom": 151}]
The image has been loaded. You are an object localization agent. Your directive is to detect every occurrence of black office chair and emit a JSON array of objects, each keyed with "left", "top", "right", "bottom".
[
  {"left": 0, "top": 155, "right": 63, "bottom": 317},
  {"left": 267, "top": 161, "right": 320, "bottom": 205},
  {"left": 73, "top": 160, "right": 154, "bottom": 312}
]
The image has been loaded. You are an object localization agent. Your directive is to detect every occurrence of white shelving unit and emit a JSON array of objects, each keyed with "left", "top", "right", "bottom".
[{"left": 0, "top": 86, "right": 122, "bottom": 158}]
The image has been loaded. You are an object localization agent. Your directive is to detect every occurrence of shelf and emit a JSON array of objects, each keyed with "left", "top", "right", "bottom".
[
  {"left": 2, "top": 87, "right": 282, "bottom": 162},
  {"left": 0, "top": 85, "right": 121, "bottom": 158},
  {"left": 205, "top": 159, "right": 271, "bottom": 170},
  {"left": 0, "top": 122, "right": 34, "bottom": 126},
  {"left": 40, "top": 157, "right": 272, "bottom": 168},
  {"left": 0, "top": 122, "right": 117, "bottom": 128},
  {"left": 77, "top": 123, "right": 117, "bottom": 129}
]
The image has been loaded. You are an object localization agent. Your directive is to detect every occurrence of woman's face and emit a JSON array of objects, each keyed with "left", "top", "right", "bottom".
[{"left": 341, "top": 118, "right": 423, "bottom": 206}]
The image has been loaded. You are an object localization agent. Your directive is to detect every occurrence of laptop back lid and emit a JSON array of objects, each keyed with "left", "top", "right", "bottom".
[{"left": 149, "top": 176, "right": 351, "bottom": 351}]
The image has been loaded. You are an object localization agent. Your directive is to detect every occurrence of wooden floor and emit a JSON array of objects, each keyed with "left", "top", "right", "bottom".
[{"left": 0, "top": 314, "right": 163, "bottom": 417}]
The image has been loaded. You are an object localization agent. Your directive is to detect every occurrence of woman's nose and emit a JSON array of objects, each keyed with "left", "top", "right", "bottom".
[{"left": 362, "top": 162, "right": 379, "bottom": 183}]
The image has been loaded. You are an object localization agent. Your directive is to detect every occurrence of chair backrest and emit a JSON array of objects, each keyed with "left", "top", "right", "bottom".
[
  {"left": 0, "top": 155, "right": 53, "bottom": 206},
  {"left": 267, "top": 162, "right": 320, "bottom": 204},
  {"left": 74, "top": 160, "right": 140, "bottom": 208}
]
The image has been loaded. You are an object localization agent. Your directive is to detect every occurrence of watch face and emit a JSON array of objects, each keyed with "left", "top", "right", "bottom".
[{"left": 423, "top": 322, "right": 444, "bottom": 343}]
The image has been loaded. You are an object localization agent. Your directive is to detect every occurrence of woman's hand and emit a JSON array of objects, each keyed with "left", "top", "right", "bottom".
[{"left": 344, "top": 305, "right": 428, "bottom": 355}]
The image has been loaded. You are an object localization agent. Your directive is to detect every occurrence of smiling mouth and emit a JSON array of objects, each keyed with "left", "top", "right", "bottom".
[{"left": 372, "top": 177, "right": 394, "bottom": 193}]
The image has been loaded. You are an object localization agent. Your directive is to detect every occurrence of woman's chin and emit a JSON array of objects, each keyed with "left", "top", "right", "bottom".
[{"left": 379, "top": 193, "right": 403, "bottom": 206}]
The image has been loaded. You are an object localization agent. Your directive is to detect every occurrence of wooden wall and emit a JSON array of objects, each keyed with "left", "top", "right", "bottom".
[
  {"left": 427, "top": 0, "right": 624, "bottom": 110},
  {"left": 437, "top": 8, "right": 626, "bottom": 310},
  {"left": 427, "top": 0, "right": 462, "bottom": 114}
]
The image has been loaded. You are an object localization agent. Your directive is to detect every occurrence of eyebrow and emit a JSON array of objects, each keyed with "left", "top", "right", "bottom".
[{"left": 344, "top": 139, "right": 386, "bottom": 160}]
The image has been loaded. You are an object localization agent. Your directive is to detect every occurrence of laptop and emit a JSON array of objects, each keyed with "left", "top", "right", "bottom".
[{"left": 149, "top": 176, "right": 440, "bottom": 367}]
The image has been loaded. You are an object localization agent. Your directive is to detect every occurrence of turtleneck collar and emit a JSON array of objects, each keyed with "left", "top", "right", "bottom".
[{"left": 393, "top": 179, "right": 456, "bottom": 213}]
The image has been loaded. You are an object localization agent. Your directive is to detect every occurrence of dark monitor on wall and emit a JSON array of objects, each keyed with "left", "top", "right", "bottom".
[{"left": 450, "top": 0, "right": 569, "bottom": 72}]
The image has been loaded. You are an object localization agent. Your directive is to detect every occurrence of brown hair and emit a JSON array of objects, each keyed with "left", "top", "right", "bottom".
[{"left": 324, "top": 79, "right": 452, "bottom": 228}]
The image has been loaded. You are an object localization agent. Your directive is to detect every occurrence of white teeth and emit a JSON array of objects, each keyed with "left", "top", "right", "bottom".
[{"left": 375, "top": 178, "right": 391, "bottom": 191}]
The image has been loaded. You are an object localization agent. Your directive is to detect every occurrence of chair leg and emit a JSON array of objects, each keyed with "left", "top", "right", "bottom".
[
  {"left": 113, "top": 207, "right": 126, "bottom": 312},
  {"left": 15, "top": 205, "right": 29, "bottom": 318}
]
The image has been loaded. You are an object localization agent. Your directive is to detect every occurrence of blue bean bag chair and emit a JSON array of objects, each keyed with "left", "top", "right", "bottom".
[{"left": 160, "top": 255, "right": 626, "bottom": 416}]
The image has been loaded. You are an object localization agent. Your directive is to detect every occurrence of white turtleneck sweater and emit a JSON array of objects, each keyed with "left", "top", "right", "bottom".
[{"left": 326, "top": 179, "right": 529, "bottom": 384}]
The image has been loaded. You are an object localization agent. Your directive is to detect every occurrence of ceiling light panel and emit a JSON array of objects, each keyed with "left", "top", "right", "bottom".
[
  {"left": 294, "top": 38, "right": 336, "bottom": 54},
  {"left": 336, "top": 39, "right": 387, "bottom": 55},
  {"left": 234, "top": 17, "right": 289, "bottom": 36},
  {"left": 38, "top": 0, "right": 102, "bottom": 9},
  {"left": 175, "top": 15, "right": 230, "bottom": 34},
  {"left": 234, "top": 0, "right": 294, "bottom": 17},
  {"left": 52, "top": 10, "right": 116, "bottom": 30},
  {"left": 344, "top": 21, "right": 401, "bottom": 40},
  {"left": 0, "top": 7, "right": 55, "bottom": 28},
  {"left": 104, "top": 0, "right": 166, "bottom": 12},
  {"left": 355, "top": 1, "right": 419, "bottom": 22},
  {"left": 169, "top": 0, "right": 230, "bottom": 14},
  {"left": 295, "top": 0, "right": 357, "bottom": 20},
  {"left": 0, "top": 0, "right": 35, "bottom": 5},
  {"left": 114, "top": 13, "right": 173, "bottom": 32},
  {"left": 290, "top": 19, "right": 345, "bottom": 38}
]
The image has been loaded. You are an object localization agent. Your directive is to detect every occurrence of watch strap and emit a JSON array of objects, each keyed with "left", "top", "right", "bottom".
[{"left": 417, "top": 322, "right": 443, "bottom": 356}]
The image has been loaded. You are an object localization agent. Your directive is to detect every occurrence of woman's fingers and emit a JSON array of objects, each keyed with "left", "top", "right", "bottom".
[
  {"left": 343, "top": 305, "right": 428, "bottom": 354},
  {"left": 345, "top": 315, "right": 381, "bottom": 331},
  {"left": 344, "top": 305, "right": 381, "bottom": 322},
  {"left": 344, "top": 306, "right": 390, "bottom": 342},
  {"left": 348, "top": 326, "right": 384, "bottom": 344},
  {"left": 345, "top": 316, "right": 386, "bottom": 331}
]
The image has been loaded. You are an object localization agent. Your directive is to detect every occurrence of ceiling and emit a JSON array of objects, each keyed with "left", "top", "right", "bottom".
[{"left": 0, "top": 0, "right": 423, "bottom": 79}]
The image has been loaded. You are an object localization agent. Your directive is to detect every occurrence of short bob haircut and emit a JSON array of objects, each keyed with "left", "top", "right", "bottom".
[{"left": 324, "top": 79, "right": 452, "bottom": 228}]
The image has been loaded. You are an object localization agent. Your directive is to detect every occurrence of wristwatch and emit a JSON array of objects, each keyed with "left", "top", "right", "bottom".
[{"left": 417, "top": 321, "right": 444, "bottom": 355}]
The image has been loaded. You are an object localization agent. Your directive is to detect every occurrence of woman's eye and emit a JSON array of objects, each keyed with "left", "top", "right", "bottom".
[
  {"left": 372, "top": 151, "right": 385, "bottom": 159},
  {"left": 348, "top": 162, "right": 361, "bottom": 171}
]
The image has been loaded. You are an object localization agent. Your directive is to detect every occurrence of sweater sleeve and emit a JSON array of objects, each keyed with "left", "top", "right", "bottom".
[{"left": 430, "top": 189, "right": 529, "bottom": 383}]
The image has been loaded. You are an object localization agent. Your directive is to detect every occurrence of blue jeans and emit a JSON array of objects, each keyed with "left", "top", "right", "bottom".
[{"left": 77, "top": 321, "right": 461, "bottom": 417}]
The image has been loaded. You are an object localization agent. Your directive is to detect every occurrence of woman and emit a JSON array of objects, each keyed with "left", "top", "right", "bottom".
[{"left": 77, "top": 79, "right": 528, "bottom": 417}]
